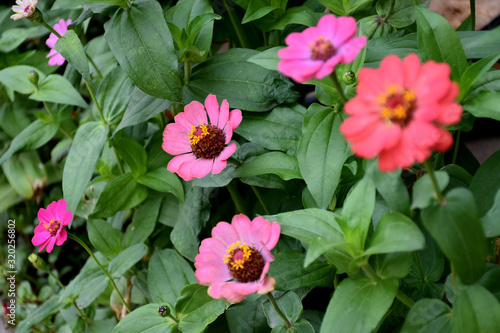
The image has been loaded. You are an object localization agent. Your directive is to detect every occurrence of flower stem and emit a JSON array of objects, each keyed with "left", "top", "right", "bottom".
[
  {"left": 361, "top": 263, "right": 380, "bottom": 282},
  {"left": 470, "top": 0, "right": 476, "bottom": 30},
  {"left": 251, "top": 185, "right": 270, "bottom": 215},
  {"left": 184, "top": 60, "right": 191, "bottom": 84},
  {"left": 67, "top": 233, "right": 131, "bottom": 313},
  {"left": 226, "top": 181, "right": 248, "bottom": 215},
  {"left": 113, "top": 146, "right": 125, "bottom": 174},
  {"left": 222, "top": 0, "right": 247, "bottom": 48},
  {"left": 85, "top": 81, "right": 106, "bottom": 124},
  {"left": 40, "top": 21, "right": 62, "bottom": 38},
  {"left": 329, "top": 72, "right": 348, "bottom": 105},
  {"left": 413, "top": 251, "right": 425, "bottom": 283},
  {"left": 43, "top": 101, "right": 74, "bottom": 139},
  {"left": 383, "top": 0, "right": 395, "bottom": 23},
  {"left": 423, "top": 160, "right": 444, "bottom": 203},
  {"left": 86, "top": 52, "right": 103, "bottom": 80},
  {"left": 47, "top": 270, "right": 89, "bottom": 322},
  {"left": 267, "top": 293, "right": 291, "bottom": 329},
  {"left": 452, "top": 130, "right": 461, "bottom": 165},
  {"left": 396, "top": 290, "right": 415, "bottom": 308}
]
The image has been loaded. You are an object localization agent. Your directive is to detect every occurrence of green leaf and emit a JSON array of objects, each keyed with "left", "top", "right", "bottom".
[
  {"left": 298, "top": 104, "right": 349, "bottom": 209},
  {"left": 416, "top": 7, "right": 467, "bottom": 81},
  {"left": 87, "top": 218, "right": 123, "bottom": 259},
  {"left": 97, "top": 68, "right": 135, "bottom": 125},
  {"left": 0, "top": 65, "right": 46, "bottom": 95},
  {"left": 0, "top": 27, "right": 42, "bottom": 53},
  {"left": 113, "top": 137, "right": 147, "bottom": 178},
  {"left": 136, "top": 168, "right": 184, "bottom": 201},
  {"left": 63, "top": 121, "right": 109, "bottom": 212},
  {"left": 452, "top": 285, "right": 500, "bottom": 333},
  {"left": 104, "top": 0, "right": 183, "bottom": 101},
  {"left": 171, "top": 186, "right": 212, "bottom": 261},
  {"left": 17, "top": 295, "right": 71, "bottom": 332},
  {"left": 91, "top": 173, "right": 148, "bottom": 218},
  {"left": 463, "top": 90, "right": 500, "bottom": 121},
  {"left": 147, "top": 249, "right": 197, "bottom": 305},
  {"left": 421, "top": 188, "right": 487, "bottom": 285},
  {"left": 30, "top": 74, "right": 88, "bottom": 108},
  {"left": 317, "top": 0, "right": 348, "bottom": 16},
  {"left": 175, "top": 284, "right": 229, "bottom": 333},
  {"left": 320, "top": 277, "right": 398, "bottom": 333},
  {"left": 481, "top": 189, "right": 500, "bottom": 237},
  {"left": 235, "top": 152, "right": 301, "bottom": 180},
  {"left": 111, "top": 304, "right": 177, "bottom": 333},
  {"left": 341, "top": 177, "right": 376, "bottom": 250},
  {"left": 469, "top": 149, "right": 500, "bottom": 216},
  {"left": 124, "top": 196, "right": 162, "bottom": 247},
  {"left": 458, "top": 27, "right": 500, "bottom": 59},
  {"left": 365, "top": 32, "right": 418, "bottom": 68},
  {"left": 400, "top": 299, "right": 452, "bottom": 333},
  {"left": 108, "top": 244, "right": 148, "bottom": 277},
  {"left": 247, "top": 46, "right": 282, "bottom": 71},
  {"left": 263, "top": 291, "right": 302, "bottom": 328},
  {"left": 226, "top": 295, "right": 269, "bottom": 333},
  {"left": 358, "top": 15, "right": 394, "bottom": 39},
  {"left": 54, "top": 0, "right": 126, "bottom": 7},
  {"left": 183, "top": 48, "right": 299, "bottom": 111},
  {"left": 76, "top": 274, "right": 109, "bottom": 308},
  {"left": 411, "top": 171, "right": 449, "bottom": 210},
  {"left": 268, "top": 250, "right": 334, "bottom": 290},
  {"left": 235, "top": 103, "right": 305, "bottom": 155},
  {"left": 458, "top": 53, "right": 500, "bottom": 102},
  {"left": 54, "top": 30, "right": 91, "bottom": 83},
  {"left": 114, "top": 87, "right": 172, "bottom": 134},
  {"left": 364, "top": 212, "right": 425, "bottom": 255},
  {"left": 242, "top": 0, "right": 280, "bottom": 24},
  {"left": 59, "top": 253, "right": 108, "bottom": 299},
  {"left": 0, "top": 119, "right": 59, "bottom": 165},
  {"left": 376, "top": 0, "right": 416, "bottom": 28},
  {"left": 267, "top": 6, "right": 318, "bottom": 31}
]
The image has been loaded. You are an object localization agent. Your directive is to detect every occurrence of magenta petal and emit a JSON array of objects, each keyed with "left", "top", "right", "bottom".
[
  {"left": 167, "top": 154, "right": 196, "bottom": 174},
  {"left": 218, "top": 99, "right": 230, "bottom": 129},
  {"left": 37, "top": 207, "right": 50, "bottom": 224},
  {"left": 56, "top": 229, "right": 67, "bottom": 246},
  {"left": 32, "top": 229, "right": 51, "bottom": 246},
  {"left": 229, "top": 109, "right": 242, "bottom": 129},
  {"left": 45, "top": 236, "right": 57, "bottom": 253},
  {"left": 205, "top": 94, "right": 220, "bottom": 126}
]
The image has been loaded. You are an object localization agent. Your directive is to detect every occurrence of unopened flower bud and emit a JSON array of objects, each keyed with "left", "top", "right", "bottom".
[
  {"left": 158, "top": 305, "right": 170, "bottom": 317},
  {"left": 27, "top": 8, "right": 43, "bottom": 24},
  {"left": 342, "top": 70, "right": 356, "bottom": 85},
  {"left": 28, "top": 253, "right": 48, "bottom": 271},
  {"left": 28, "top": 70, "right": 39, "bottom": 86}
]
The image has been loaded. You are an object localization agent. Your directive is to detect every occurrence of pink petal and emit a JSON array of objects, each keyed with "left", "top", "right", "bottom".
[
  {"left": 249, "top": 216, "right": 272, "bottom": 249},
  {"left": 184, "top": 101, "right": 208, "bottom": 126},
  {"left": 211, "top": 221, "right": 239, "bottom": 247},
  {"left": 330, "top": 16, "right": 357, "bottom": 47},
  {"left": 223, "top": 123, "right": 233, "bottom": 144},
  {"left": 278, "top": 59, "right": 323, "bottom": 83},
  {"left": 199, "top": 237, "right": 227, "bottom": 258},
  {"left": 212, "top": 143, "right": 236, "bottom": 174},
  {"left": 167, "top": 153, "right": 196, "bottom": 174},
  {"left": 221, "top": 281, "right": 260, "bottom": 301},
  {"left": 189, "top": 158, "right": 214, "bottom": 179},
  {"left": 37, "top": 207, "right": 50, "bottom": 224},
  {"left": 195, "top": 265, "right": 231, "bottom": 284},
  {"left": 195, "top": 251, "right": 227, "bottom": 270},
  {"left": 257, "top": 276, "right": 276, "bottom": 294},
  {"left": 162, "top": 125, "right": 192, "bottom": 155},
  {"left": 231, "top": 214, "right": 252, "bottom": 244},
  {"left": 350, "top": 123, "right": 402, "bottom": 158},
  {"left": 207, "top": 282, "right": 225, "bottom": 299},
  {"left": 278, "top": 46, "right": 312, "bottom": 60},
  {"left": 56, "top": 229, "right": 67, "bottom": 246},
  {"left": 402, "top": 53, "right": 422, "bottom": 88},
  {"left": 379, "top": 55, "right": 404, "bottom": 88},
  {"left": 218, "top": 99, "right": 229, "bottom": 129},
  {"left": 315, "top": 54, "right": 343, "bottom": 79},
  {"left": 229, "top": 109, "right": 242, "bottom": 129},
  {"left": 45, "top": 236, "right": 57, "bottom": 253},
  {"left": 32, "top": 229, "right": 51, "bottom": 246},
  {"left": 205, "top": 94, "right": 220, "bottom": 126},
  {"left": 338, "top": 36, "right": 367, "bottom": 63}
]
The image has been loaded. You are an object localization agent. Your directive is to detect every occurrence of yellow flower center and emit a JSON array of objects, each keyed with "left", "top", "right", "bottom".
[
  {"left": 188, "top": 123, "right": 226, "bottom": 159},
  {"left": 309, "top": 36, "right": 336, "bottom": 61},
  {"left": 43, "top": 219, "right": 61, "bottom": 236},
  {"left": 189, "top": 124, "right": 210, "bottom": 146},
  {"left": 223, "top": 241, "right": 265, "bottom": 283},
  {"left": 377, "top": 85, "right": 416, "bottom": 125}
]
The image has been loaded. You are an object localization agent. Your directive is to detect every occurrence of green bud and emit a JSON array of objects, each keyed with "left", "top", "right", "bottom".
[
  {"left": 28, "top": 253, "right": 48, "bottom": 271},
  {"left": 28, "top": 70, "right": 39, "bottom": 86},
  {"left": 158, "top": 305, "right": 170, "bottom": 317},
  {"left": 342, "top": 70, "right": 356, "bottom": 85},
  {"left": 27, "top": 9, "right": 43, "bottom": 24}
]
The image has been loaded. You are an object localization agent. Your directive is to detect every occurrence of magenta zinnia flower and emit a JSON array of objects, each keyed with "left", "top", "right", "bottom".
[
  {"left": 10, "top": 0, "right": 37, "bottom": 20},
  {"left": 278, "top": 14, "right": 367, "bottom": 83},
  {"left": 162, "top": 94, "right": 242, "bottom": 181},
  {"left": 195, "top": 214, "right": 280, "bottom": 303},
  {"left": 32, "top": 199, "right": 72, "bottom": 253},
  {"left": 340, "top": 54, "right": 462, "bottom": 172},
  {"left": 46, "top": 19, "right": 72, "bottom": 66}
]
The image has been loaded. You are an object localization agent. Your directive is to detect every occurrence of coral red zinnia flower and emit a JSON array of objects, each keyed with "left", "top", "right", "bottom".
[
  {"left": 162, "top": 94, "right": 242, "bottom": 181},
  {"left": 32, "top": 199, "right": 72, "bottom": 253},
  {"left": 10, "top": 0, "right": 37, "bottom": 20},
  {"left": 278, "top": 14, "right": 367, "bottom": 83},
  {"left": 195, "top": 214, "right": 280, "bottom": 303},
  {"left": 46, "top": 19, "right": 72, "bottom": 66},
  {"left": 340, "top": 54, "right": 462, "bottom": 171}
]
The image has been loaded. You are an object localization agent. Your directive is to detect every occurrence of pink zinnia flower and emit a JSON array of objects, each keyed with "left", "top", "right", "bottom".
[
  {"left": 195, "top": 214, "right": 280, "bottom": 303},
  {"left": 46, "top": 19, "right": 72, "bottom": 66},
  {"left": 32, "top": 199, "right": 73, "bottom": 253},
  {"left": 278, "top": 14, "right": 367, "bottom": 83},
  {"left": 340, "top": 54, "right": 462, "bottom": 172},
  {"left": 162, "top": 94, "right": 242, "bottom": 181},
  {"left": 10, "top": 0, "right": 37, "bottom": 20}
]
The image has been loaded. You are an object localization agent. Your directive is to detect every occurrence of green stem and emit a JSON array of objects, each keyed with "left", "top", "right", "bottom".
[
  {"left": 47, "top": 270, "right": 89, "bottom": 322},
  {"left": 251, "top": 185, "right": 270, "bottom": 215},
  {"left": 222, "top": 0, "right": 247, "bottom": 48},
  {"left": 267, "top": 293, "right": 291, "bottom": 329},
  {"left": 413, "top": 251, "right": 425, "bottom": 283},
  {"left": 470, "top": 0, "right": 476, "bottom": 30},
  {"left": 361, "top": 263, "right": 380, "bottom": 282},
  {"left": 113, "top": 146, "right": 125, "bottom": 174},
  {"left": 40, "top": 21, "right": 62, "bottom": 38},
  {"left": 86, "top": 52, "right": 103, "bottom": 80},
  {"left": 67, "top": 233, "right": 131, "bottom": 313},
  {"left": 396, "top": 290, "right": 415, "bottom": 308},
  {"left": 85, "top": 81, "right": 106, "bottom": 123},
  {"left": 43, "top": 101, "right": 74, "bottom": 139},
  {"left": 226, "top": 181, "right": 248, "bottom": 215},
  {"left": 423, "top": 160, "right": 444, "bottom": 203},
  {"left": 452, "top": 130, "right": 461, "bottom": 165},
  {"left": 383, "top": 0, "right": 395, "bottom": 23},
  {"left": 184, "top": 60, "right": 191, "bottom": 84},
  {"left": 329, "top": 72, "right": 348, "bottom": 105},
  {"left": 451, "top": 264, "right": 457, "bottom": 292}
]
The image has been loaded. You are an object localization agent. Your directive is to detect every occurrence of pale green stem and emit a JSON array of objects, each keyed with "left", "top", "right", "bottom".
[
  {"left": 267, "top": 293, "right": 291, "bottom": 329},
  {"left": 84, "top": 81, "right": 106, "bottom": 123},
  {"left": 113, "top": 146, "right": 125, "bottom": 174},
  {"left": 184, "top": 60, "right": 191, "bottom": 84},
  {"left": 329, "top": 72, "right": 348, "bottom": 105},
  {"left": 396, "top": 290, "right": 415, "bottom": 308},
  {"left": 251, "top": 185, "right": 270, "bottom": 215},
  {"left": 68, "top": 233, "right": 131, "bottom": 313},
  {"left": 424, "top": 160, "right": 444, "bottom": 203},
  {"left": 226, "top": 181, "right": 248, "bottom": 215},
  {"left": 40, "top": 21, "right": 62, "bottom": 38},
  {"left": 452, "top": 130, "right": 461, "bottom": 165},
  {"left": 470, "top": 0, "right": 476, "bottom": 30},
  {"left": 413, "top": 251, "right": 425, "bottom": 283},
  {"left": 86, "top": 52, "right": 103, "bottom": 80},
  {"left": 43, "top": 101, "right": 74, "bottom": 139},
  {"left": 222, "top": 0, "right": 247, "bottom": 48},
  {"left": 383, "top": 0, "right": 395, "bottom": 23}
]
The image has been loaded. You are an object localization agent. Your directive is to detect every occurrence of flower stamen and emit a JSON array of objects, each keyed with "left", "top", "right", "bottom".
[
  {"left": 223, "top": 242, "right": 264, "bottom": 282},
  {"left": 309, "top": 36, "right": 336, "bottom": 61},
  {"left": 189, "top": 123, "right": 226, "bottom": 159},
  {"left": 378, "top": 86, "right": 416, "bottom": 126}
]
